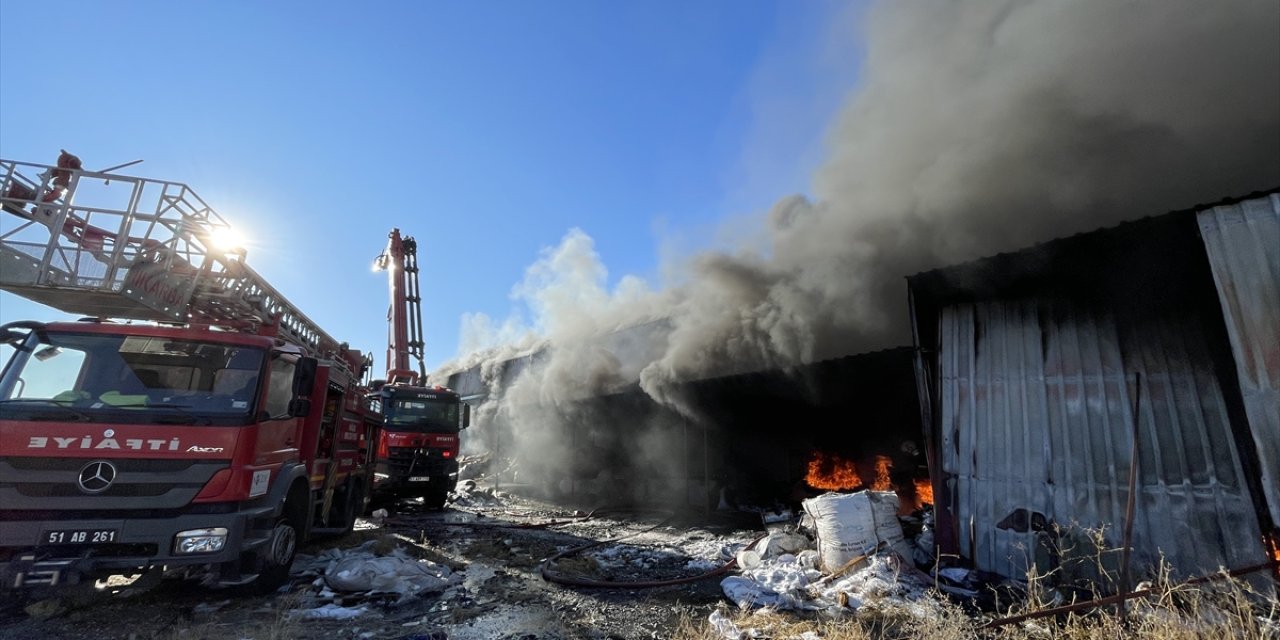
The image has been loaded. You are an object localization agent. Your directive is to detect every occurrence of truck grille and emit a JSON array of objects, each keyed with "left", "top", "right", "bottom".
[
  {"left": 7, "top": 458, "right": 201, "bottom": 472},
  {"left": 14, "top": 483, "right": 173, "bottom": 498},
  {"left": 0, "top": 458, "right": 227, "bottom": 510},
  {"left": 385, "top": 447, "right": 453, "bottom": 476}
]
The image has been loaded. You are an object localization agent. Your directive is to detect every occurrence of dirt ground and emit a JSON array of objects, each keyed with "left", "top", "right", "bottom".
[{"left": 0, "top": 488, "right": 765, "bottom": 640}]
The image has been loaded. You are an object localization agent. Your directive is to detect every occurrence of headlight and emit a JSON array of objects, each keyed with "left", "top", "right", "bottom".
[{"left": 174, "top": 527, "right": 228, "bottom": 554}]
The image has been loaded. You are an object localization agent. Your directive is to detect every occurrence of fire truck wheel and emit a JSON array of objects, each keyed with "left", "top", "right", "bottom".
[
  {"left": 335, "top": 481, "right": 362, "bottom": 535},
  {"left": 423, "top": 489, "right": 448, "bottom": 510},
  {"left": 248, "top": 485, "right": 307, "bottom": 593}
]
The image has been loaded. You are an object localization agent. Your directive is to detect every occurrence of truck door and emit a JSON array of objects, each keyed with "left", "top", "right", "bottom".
[{"left": 257, "top": 354, "right": 303, "bottom": 465}]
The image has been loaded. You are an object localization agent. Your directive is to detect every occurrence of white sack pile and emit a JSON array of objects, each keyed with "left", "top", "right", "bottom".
[
  {"left": 720, "top": 491, "right": 937, "bottom": 616},
  {"left": 801, "top": 491, "right": 914, "bottom": 571}
]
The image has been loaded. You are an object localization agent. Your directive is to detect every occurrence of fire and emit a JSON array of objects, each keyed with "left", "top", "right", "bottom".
[
  {"left": 914, "top": 478, "right": 935, "bottom": 505},
  {"left": 872, "top": 455, "right": 893, "bottom": 491},
  {"left": 806, "top": 451, "right": 863, "bottom": 491}
]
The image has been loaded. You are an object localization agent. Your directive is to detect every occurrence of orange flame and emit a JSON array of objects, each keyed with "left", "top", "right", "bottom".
[
  {"left": 914, "top": 478, "right": 935, "bottom": 505},
  {"left": 806, "top": 451, "right": 863, "bottom": 491},
  {"left": 872, "top": 455, "right": 893, "bottom": 491}
]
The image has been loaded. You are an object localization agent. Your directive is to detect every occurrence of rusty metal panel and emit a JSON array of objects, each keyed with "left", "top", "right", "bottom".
[
  {"left": 939, "top": 299, "right": 1265, "bottom": 579},
  {"left": 1198, "top": 194, "right": 1280, "bottom": 521}
]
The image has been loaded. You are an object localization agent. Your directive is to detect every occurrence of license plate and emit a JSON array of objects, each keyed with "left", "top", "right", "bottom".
[
  {"left": 408, "top": 476, "right": 430, "bottom": 482},
  {"left": 42, "top": 528, "right": 119, "bottom": 545}
]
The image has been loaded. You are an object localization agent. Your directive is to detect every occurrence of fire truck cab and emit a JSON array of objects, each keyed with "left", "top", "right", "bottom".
[
  {"left": 0, "top": 156, "right": 379, "bottom": 592},
  {"left": 0, "top": 320, "right": 377, "bottom": 591},
  {"left": 371, "top": 383, "right": 469, "bottom": 508}
]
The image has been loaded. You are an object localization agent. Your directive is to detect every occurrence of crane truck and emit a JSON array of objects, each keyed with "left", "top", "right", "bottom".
[
  {"left": 0, "top": 155, "right": 379, "bottom": 592},
  {"left": 369, "top": 229, "right": 469, "bottom": 509}
]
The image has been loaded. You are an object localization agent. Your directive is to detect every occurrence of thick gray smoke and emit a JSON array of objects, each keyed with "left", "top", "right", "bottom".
[{"left": 439, "top": 0, "right": 1280, "bottom": 493}]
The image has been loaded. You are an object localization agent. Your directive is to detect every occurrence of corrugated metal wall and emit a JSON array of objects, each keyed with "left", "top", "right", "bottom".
[
  {"left": 939, "top": 299, "right": 1266, "bottom": 578},
  {"left": 1198, "top": 194, "right": 1280, "bottom": 523}
]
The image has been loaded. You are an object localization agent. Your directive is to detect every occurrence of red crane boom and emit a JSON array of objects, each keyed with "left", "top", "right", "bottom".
[{"left": 374, "top": 228, "right": 425, "bottom": 385}]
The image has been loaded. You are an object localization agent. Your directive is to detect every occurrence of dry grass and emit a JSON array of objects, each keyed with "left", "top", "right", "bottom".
[
  {"left": 674, "top": 549, "right": 1279, "bottom": 640},
  {"left": 673, "top": 608, "right": 876, "bottom": 640},
  {"left": 675, "top": 581, "right": 1278, "bottom": 639}
]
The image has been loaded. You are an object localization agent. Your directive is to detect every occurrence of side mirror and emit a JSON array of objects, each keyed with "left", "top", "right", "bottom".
[
  {"left": 0, "top": 320, "right": 44, "bottom": 348},
  {"left": 462, "top": 403, "right": 471, "bottom": 429},
  {"left": 293, "top": 356, "right": 318, "bottom": 396},
  {"left": 288, "top": 397, "right": 312, "bottom": 418}
]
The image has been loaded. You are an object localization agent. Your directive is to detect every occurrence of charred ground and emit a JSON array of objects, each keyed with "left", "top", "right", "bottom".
[{"left": 0, "top": 486, "right": 764, "bottom": 640}]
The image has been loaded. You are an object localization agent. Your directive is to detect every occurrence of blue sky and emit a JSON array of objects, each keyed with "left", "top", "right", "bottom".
[{"left": 1, "top": 1, "right": 864, "bottom": 371}]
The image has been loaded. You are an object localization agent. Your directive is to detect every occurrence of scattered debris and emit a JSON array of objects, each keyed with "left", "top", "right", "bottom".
[
  {"left": 721, "top": 550, "right": 934, "bottom": 615},
  {"left": 719, "top": 491, "right": 940, "bottom": 618},
  {"left": 707, "top": 609, "right": 750, "bottom": 639},
  {"left": 291, "top": 602, "right": 370, "bottom": 620},
  {"left": 450, "top": 479, "right": 506, "bottom": 508},
  {"left": 294, "top": 539, "right": 462, "bottom": 609}
]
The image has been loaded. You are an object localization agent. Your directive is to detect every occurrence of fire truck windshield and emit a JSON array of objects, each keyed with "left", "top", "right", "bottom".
[
  {"left": 384, "top": 398, "right": 460, "bottom": 432},
  {"left": 0, "top": 331, "right": 265, "bottom": 425}
]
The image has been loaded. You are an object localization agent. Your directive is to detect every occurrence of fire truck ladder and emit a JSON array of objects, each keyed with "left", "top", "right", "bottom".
[
  {"left": 401, "top": 234, "right": 426, "bottom": 380},
  {"left": 0, "top": 157, "right": 343, "bottom": 359},
  {"left": 376, "top": 228, "right": 426, "bottom": 384}
]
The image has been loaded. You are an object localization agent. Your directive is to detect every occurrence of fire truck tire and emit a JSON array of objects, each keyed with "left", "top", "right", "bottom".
[
  {"left": 247, "top": 482, "right": 308, "bottom": 593},
  {"left": 423, "top": 489, "right": 448, "bottom": 510},
  {"left": 334, "top": 480, "right": 363, "bottom": 535}
]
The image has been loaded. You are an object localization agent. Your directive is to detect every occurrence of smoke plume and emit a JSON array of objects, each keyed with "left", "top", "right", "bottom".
[{"left": 439, "top": 0, "right": 1280, "bottom": 493}]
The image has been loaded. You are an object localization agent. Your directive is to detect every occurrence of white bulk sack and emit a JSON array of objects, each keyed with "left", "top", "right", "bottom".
[{"left": 802, "top": 490, "right": 909, "bottom": 573}]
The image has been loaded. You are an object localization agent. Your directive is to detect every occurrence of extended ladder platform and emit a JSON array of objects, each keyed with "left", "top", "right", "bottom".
[{"left": 0, "top": 157, "right": 342, "bottom": 359}]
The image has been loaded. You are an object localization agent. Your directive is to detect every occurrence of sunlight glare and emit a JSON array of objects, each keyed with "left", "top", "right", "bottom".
[{"left": 208, "top": 226, "right": 246, "bottom": 252}]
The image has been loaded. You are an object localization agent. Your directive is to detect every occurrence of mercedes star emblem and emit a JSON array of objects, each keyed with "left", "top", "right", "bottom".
[{"left": 78, "top": 461, "right": 118, "bottom": 494}]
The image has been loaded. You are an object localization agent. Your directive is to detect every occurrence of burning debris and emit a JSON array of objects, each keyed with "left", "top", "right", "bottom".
[
  {"left": 805, "top": 452, "right": 863, "bottom": 492},
  {"left": 804, "top": 452, "right": 899, "bottom": 494}
]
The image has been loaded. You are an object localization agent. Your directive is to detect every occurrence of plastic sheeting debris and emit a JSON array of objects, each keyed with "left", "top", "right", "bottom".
[
  {"left": 721, "top": 552, "right": 934, "bottom": 616},
  {"left": 294, "top": 540, "right": 462, "bottom": 607},
  {"left": 326, "top": 555, "right": 452, "bottom": 594},
  {"left": 708, "top": 609, "right": 747, "bottom": 639},
  {"left": 290, "top": 603, "right": 369, "bottom": 620}
]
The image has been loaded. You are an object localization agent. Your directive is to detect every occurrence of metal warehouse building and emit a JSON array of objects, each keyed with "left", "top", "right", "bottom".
[
  {"left": 447, "top": 347, "right": 926, "bottom": 510},
  {"left": 909, "top": 189, "right": 1279, "bottom": 581}
]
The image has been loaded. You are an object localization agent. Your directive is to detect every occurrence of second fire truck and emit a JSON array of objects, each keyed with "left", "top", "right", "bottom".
[{"left": 370, "top": 229, "right": 469, "bottom": 509}]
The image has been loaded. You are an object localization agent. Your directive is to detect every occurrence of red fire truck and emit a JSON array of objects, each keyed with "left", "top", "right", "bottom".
[
  {"left": 0, "top": 156, "right": 379, "bottom": 592},
  {"left": 369, "top": 229, "right": 469, "bottom": 509}
]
